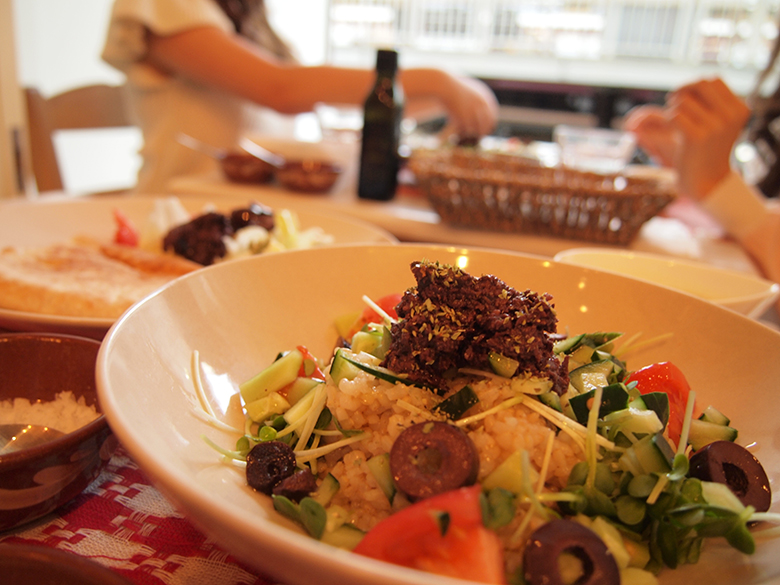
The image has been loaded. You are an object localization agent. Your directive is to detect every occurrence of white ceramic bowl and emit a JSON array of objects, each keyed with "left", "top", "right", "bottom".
[
  {"left": 96, "top": 243, "right": 780, "bottom": 585},
  {"left": 554, "top": 247, "right": 780, "bottom": 319}
]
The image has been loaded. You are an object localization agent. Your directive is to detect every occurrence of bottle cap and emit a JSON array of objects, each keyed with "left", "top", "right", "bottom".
[{"left": 376, "top": 49, "right": 398, "bottom": 72}]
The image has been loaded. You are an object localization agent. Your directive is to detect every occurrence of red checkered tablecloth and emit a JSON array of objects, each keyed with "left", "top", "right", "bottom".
[{"left": 0, "top": 445, "right": 276, "bottom": 585}]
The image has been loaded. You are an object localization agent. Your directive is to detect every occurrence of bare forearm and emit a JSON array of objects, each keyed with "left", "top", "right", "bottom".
[{"left": 146, "top": 27, "right": 374, "bottom": 113}]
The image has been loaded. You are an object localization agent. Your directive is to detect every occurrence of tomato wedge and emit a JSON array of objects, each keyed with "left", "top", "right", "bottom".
[
  {"left": 296, "top": 345, "right": 325, "bottom": 381},
  {"left": 347, "top": 293, "right": 402, "bottom": 338},
  {"left": 353, "top": 486, "right": 506, "bottom": 584},
  {"left": 113, "top": 208, "right": 139, "bottom": 247},
  {"left": 625, "top": 361, "right": 694, "bottom": 446}
]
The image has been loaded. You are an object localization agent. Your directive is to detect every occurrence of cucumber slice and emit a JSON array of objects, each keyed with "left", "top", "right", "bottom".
[
  {"left": 569, "top": 359, "right": 615, "bottom": 393},
  {"left": 329, "top": 348, "right": 363, "bottom": 383},
  {"left": 569, "top": 344, "right": 597, "bottom": 366},
  {"left": 488, "top": 352, "right": 520, "bottom": 377},
  {"left": 636, "top": 392, "right": 670, "bottom": 430},
  {"left": 538, "top": 391, "right": 562, "bottom": 412},
  {"left": 619, "top": 432, "right": 673, "bottom": 475},
  {"left": 240, "top": 349, "right": 303, "bottom": 404},
  {"left": 244, "top": 391, "right": 291, "bottom": 422},
  {"left": 312, "top": 473, "right": 340, "bottom": 506},
  {"left": 366, "top": 453, "right": 395, "bottom": 501},
  {"left": 553, "top": 333, "right": 585, "bottom": 355},
  {"left": 283, "top": 387, "right": 317, "bottom": 425},
  {"left": 285, "top": 377, "right": 321, "bottom": 405},
  {"left": 482, "top": 450, "right": 539, "bottom": 495},
  {"left": 334, "top": 311, "right": 360, "bottom": 339},
  {"left": 350, "top": 326, "right": 392, "bottom": 359},
  {"left": 698, "top": 405, "right": 731, "bottom": 426},
  {"left": 339, "top": 351, "right": 417, "bottom": 386},
  {"left": 433, "top": 385, "right": 479, "bottom": 419},
  {"left": 569, "top": 383, "right": 629, "bottom": 424},
  {"left": 321, "top": 524, "right": 365, "bottom": 550},
  {"left": 688, "top": 419, "right": 738, "bottom": 451}
]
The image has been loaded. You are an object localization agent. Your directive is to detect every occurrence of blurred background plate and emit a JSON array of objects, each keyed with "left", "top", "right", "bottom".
[
  {"left": 554, "top": 247, "right": 780, "bottom": 319},
  {"left": 96, "top": 243, "right": 780, "bottom": 585},
  {"left": 0, "top": 194, "right": 396, "bottom": 339}
]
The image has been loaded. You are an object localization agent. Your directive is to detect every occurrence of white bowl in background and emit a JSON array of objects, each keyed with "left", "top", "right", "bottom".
[
  {"left": 554, "top": 247, "right": 780, "bottom": 318},
  {"left": 96, "top": 243, "right": 780, "bottom": 585}
]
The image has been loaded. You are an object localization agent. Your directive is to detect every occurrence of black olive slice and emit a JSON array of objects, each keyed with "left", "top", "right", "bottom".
[
  {"left": 246, "top": 440, "right": 298, "bottom": 495},
  {"left": 273, "top": 468, "right": 318, "bottom": 502},
  {"left": 523, "top": 519, "right": 620, "bottom": 585},
  {"left": 688, "top": 440, "right": 772, "bottom": 512},
  {"left": 389, "top": 421, "right": 479, "bottom": 500}
]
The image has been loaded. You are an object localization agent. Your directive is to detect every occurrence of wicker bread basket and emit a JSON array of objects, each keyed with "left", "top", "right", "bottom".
[{"left": 409, "top": 148, "right": 677, "bottom": 245}]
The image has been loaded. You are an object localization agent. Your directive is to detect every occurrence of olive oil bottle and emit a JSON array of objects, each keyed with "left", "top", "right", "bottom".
[{"left": 358, "top": 49, "right": 404, "bottom": 200}]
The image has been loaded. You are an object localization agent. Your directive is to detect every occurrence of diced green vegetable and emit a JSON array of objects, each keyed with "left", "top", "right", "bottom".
[
  {"left": 321, "top": 524, "right": 365, "bottom": 550},
  {"left": 433, "top": 385, "right": 479, "bottom": 419},
  {"left": 330, "top": 348, "right": 363, "bottom": 383},
  {"left": 240, "top": 349, "right": 303, "bottom": 404},
  {"left": 488, "top": 351, "right": 520, "bottom": 377},
  {"left": 687, "top": 419, "right": 738, "bottom": 451},
  {"left": 482, "top": 450, "right": 539, "bottom": 494},
  {"left": 569, "top": 360, "right": 615, "bottom": 394},
  {"left": 244, "top": 391, "right": 291, "bottom": 423},
  {"left": 286, "top": 377, "right": 322, "bottom": 405},
  {"left": 350, "top": 326, "right": 392, "bottom": 359},
  {"left": 366, "top": 453, "right": 396, "bottom": 501},
  {"left": 569, "top": 383, "right": 629, "bottom": 424},
  {"left": 698, "top": 405, "right": 731, "bottom": 426},
  {"left": 312, "top": 473, "right": 340, "bottom": 507},
  {"left": 339, "top": 351, "right": 416, "bottom": 386},
  {"left": 618, "top": 433, "right": 674, "bottom": 476}
]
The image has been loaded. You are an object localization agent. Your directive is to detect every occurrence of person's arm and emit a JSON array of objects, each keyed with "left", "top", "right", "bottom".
[
  {"left": 701, "top": 172, "right": 780, "bottom": 286},
  {"left": 145, "top": 26, "right": 498, "bottom": 137}
]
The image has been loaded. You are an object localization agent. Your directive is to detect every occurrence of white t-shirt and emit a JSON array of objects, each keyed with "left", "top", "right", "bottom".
[{"left": 102, "top": 0, "right": 252, "bottom": 192}]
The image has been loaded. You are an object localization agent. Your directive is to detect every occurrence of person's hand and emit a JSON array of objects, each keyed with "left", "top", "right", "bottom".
[
  {"left": 624, "top": 78, "right": 751, "bottom": 201},
  {"left": 439, "top": 75, "right": 499, "bottom": 140},
  {"left": 623, "top": 104, "right": 678, "bottom": 168},
  {"left": 666, "top": 78, "right": 751, "bottom": 200}
]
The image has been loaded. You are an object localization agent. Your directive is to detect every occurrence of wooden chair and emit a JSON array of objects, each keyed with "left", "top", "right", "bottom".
[{"left": 24, "top": 84, "right": 134, "bottom": 193}]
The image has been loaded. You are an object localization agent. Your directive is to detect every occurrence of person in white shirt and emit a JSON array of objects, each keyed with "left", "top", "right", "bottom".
[
  {"left": 624, "top": 77, "right": 780, "bottom": 312},
  {"left": 102, "top": 0, "right": 499, "bottom": 193}
]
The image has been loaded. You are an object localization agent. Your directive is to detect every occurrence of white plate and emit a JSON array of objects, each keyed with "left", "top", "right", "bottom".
[
  {"left": 554, "top": 247, "right": 780, "bottom": 318},
  {"left": 0, "top": 194, "right": 396, "bottom": 339},
  {"left": 96, "top": 243, "right": 780, "bottom": 585}
]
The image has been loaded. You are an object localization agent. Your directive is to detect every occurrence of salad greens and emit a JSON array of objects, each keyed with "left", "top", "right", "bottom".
[{"left": 191, "top": 297, "right": 779, "bottom": 584}]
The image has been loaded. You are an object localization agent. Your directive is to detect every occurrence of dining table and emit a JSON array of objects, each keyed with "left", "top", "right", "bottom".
[{"left": 1, "top": 142, "right": 778, "bottom": 584}]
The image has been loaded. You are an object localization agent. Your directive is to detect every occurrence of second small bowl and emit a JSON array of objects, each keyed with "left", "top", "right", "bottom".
[{"left": 275, "top": 160, "right": 343, "bottom": 193}]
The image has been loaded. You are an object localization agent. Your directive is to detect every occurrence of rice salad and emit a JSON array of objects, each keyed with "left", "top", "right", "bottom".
[{"left": 195, "top": 260, "right": 777, "bottom": 585}]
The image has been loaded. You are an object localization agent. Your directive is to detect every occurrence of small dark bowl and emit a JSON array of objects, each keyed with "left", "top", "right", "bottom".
[
  {"left": 0, "top": 333, "right": 116, "bottom": 532},
  {"left": 221, "top": 152, "right": 275, "bottom": 184},
  {"left": 275, "top": 159, "right": 343, "bottom": 193},
  {"left": 0, "top": 544, "right": 133, "bottom": 585}
]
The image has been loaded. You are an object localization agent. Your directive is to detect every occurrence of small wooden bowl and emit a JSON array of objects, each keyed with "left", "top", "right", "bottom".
[
  {"left": 221, "top": 152, "right": 275, "bottom": 184},
  {"left": 275, "top": 160, "right": 343, "bottom": 193},
  {"left": 0, "top": 333, "right": 116, "bottom": 532}
]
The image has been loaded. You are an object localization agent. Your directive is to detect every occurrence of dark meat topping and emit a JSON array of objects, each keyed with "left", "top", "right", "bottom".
[
  {"left": 162, "top": 202, "right": 275, "bottom": 266},
  {"left": 381, "top": 260, "right": 568, "bottom": 393},
  {"left": 163, "top": 211, "right": 230, "bottom": 266}
]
